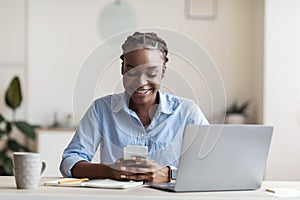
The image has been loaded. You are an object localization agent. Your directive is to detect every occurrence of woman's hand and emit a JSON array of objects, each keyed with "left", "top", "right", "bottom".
[{"left": 108, "top": 157, "right": 169, "bottom": 182}]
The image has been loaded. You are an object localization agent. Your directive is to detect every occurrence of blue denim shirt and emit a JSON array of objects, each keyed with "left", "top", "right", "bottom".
[{"left": 60, "top": 91, "right": 208, "bottom": 177}]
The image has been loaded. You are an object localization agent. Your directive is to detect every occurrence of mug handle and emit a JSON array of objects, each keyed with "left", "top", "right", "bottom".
[{"left": 40, "top": 160, "right": 47, "bottom": 176}]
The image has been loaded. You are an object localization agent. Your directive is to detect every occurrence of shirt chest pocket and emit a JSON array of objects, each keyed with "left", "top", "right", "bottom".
[
  {"left": 147, "top": 127, "right": 183, "bottom": 151},
  {"left": 147, "top": 137, "right": 183, "bottom": 166}
]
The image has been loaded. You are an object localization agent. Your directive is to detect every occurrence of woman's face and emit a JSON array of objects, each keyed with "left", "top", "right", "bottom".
[{"left": 122, "top": 49, "right": 166, "bottom": 106}]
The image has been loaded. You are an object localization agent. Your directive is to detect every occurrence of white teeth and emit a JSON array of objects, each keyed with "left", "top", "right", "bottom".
[{"left": 135, "top": 89, "right": 150, "bottom": 94}]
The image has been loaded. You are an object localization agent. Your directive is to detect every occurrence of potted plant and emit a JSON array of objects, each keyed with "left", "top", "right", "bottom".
[
  {"left": 225, "top": 100, "right": 250, "bottom": 124},
  {"left": 0, "top": 76, "right": 37, "bottom": 175}
]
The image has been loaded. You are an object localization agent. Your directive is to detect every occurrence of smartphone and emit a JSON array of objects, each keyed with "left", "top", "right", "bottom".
[{"left": 124, "top": 145, "right": 148, "bottom": 160}]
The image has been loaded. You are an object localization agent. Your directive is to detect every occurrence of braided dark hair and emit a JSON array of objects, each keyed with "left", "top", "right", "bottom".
[{"left": 120, "top": 32, "right": 169, "bottom": 65}]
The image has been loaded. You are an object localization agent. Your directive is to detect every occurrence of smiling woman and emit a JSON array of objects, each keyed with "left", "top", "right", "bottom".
[{"left": 60, "top": 32, "right": 209, "bottom": 183}]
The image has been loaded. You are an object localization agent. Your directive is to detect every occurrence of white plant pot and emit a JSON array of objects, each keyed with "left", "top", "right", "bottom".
[{"left": 225, "top": 114, "right": 246, "bottom": 124}]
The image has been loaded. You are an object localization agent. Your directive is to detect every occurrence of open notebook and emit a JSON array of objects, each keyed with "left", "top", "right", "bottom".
[{"left": 44, "top": 178, "right": 143, "bottom": 189}]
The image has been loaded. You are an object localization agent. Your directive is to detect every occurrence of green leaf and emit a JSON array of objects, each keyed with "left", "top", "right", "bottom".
[
  {"left": 8, "top": 140, "right": 29, "bottom": 152},
  {"left": 239, "top": 100, "right": 250, "bottom": 113},
  {"left": 7, "top": 139, "right": 23, "bottom": 152},
  {"left": 5, "top": 76, "right": 23, "bottom": 110},
  {"left": 14, "top": 121, "right": 35, "bottom": 139},
  {"left": 3, "top": 156, "right": 13, "bottom": 175},
  {"left": 32, "top": 124, "right": 40, "bottom": 129},
  {"left": 0, "top": 113, "right": 4, "bottom": 123},
  {"left": 0, "top": 166, "right": 6, "bottom": 176},
  {"left": 6, "top": 122, "right": 12, "bottom": 133},
  {"left": 0, "top": 151, "right": 4, "bottom": 162},
  {"left": 226, "top": 100, "right": 250, "bottom": 115}
]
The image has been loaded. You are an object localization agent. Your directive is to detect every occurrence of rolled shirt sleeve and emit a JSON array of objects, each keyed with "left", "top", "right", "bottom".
[
  {"left": 187, "top": 100, "right": 209, "bottom": 125},
  {"left": 60, "top": 102, "right": 102, "bottom": 177}
]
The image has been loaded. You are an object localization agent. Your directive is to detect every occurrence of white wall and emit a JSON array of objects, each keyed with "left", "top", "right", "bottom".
[
  {"left": 26, "top": 0, "right": 262, "bottom": 126},
  {"left": 264, "top": 0, "right": 300, "bottom": 180},
  {"left": 0, "top": 0, "right": 26, "bottom": 120}
]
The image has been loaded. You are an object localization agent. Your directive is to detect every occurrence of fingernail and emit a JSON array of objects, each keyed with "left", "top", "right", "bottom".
[
  {"left": 121, "top": 166, "right": 126, "bottom": 171},
  {"left": 131, "top": 156, "right": 136, "bottom": 160},
  {"left": 120, "top": 174, "right": 126, "bottom": 178}
]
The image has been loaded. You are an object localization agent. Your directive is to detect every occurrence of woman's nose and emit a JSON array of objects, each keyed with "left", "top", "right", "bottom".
[{"left": 135, "top": 74, "right": 147, "bottom": 85}]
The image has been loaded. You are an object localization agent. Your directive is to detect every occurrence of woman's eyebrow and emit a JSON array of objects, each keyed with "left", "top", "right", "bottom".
[{"left": 147, "top": 66, "right": 159, "bottom": 70}]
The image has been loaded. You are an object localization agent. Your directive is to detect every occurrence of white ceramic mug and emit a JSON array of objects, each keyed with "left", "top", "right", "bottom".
[{"left": 13, "top": 152, "right": 47, "bottom": 189}]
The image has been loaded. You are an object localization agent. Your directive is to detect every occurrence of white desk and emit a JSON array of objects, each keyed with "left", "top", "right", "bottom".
[{"left": 1, "top": 176, "right": 300, "bottom": 200}]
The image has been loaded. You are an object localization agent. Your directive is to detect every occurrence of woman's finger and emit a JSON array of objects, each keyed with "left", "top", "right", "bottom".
[
  {"left": 131, "top": 157, "right": 157, "bottom": 167},
  {"left": 125, "top": 172, "right": 154, "bottom": 182},
  {"left": 120, "top": 166, "right": 154, "bottom": 174}
]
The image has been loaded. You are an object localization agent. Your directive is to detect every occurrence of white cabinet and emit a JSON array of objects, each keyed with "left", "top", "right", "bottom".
[{"left": 35, "top": 129, "right": 74, "bottom": 177}]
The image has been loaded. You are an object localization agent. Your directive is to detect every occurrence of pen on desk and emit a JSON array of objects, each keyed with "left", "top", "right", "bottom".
[
  {"left": 58, "top": 178, "right": 89, "bottom": 184},
  {"left": 265, "top": 188, "right": 275, "bottom": 193}
]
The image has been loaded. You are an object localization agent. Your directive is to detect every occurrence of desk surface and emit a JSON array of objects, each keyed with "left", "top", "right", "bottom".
[{"left": 1, "top": 176, "right": 300, "bottom": 200}]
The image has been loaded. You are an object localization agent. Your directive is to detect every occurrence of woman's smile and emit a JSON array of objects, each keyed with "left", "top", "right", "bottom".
[{"left": 134, "top": 88, "right": 153, "bottom": 95}]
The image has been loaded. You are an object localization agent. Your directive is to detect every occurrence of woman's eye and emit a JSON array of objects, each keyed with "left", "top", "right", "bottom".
[
  {"left": 147, "top": 73, "right": 157, "bottom": 77},
  {"left": 146, "top": 69, "right": 159, "bottom": 77},
  {"left": 126, "top": 71, "right": 137, "bottom": 76}
]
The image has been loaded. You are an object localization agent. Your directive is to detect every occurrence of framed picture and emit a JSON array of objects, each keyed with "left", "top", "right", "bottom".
[{"left": 185, "top": 0, "right": 218, "bottom": 20}]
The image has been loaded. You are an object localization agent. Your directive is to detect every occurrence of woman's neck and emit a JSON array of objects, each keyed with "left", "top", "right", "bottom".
[{"left": 129, "top": 93, "right": 159, "bottom": 126}]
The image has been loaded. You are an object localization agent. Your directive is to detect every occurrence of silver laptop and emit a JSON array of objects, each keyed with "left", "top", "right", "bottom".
[{"left": 147, "top": 124, "right": 273, "bottom": 192}]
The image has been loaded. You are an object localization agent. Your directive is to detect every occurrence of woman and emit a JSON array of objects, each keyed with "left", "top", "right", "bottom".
[{"left": 60, "top": 32, "right": 208, "bottom": 182}]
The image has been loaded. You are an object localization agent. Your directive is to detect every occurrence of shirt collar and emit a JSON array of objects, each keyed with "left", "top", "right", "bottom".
[
  {"left": 112, "top": 90, "right": 174, "bottom": 115},
  {"left": 158, "top": 90, "right": 174, "bottom": 114},
  {"left": 111, "top": 92, "right": 129, "bottom": 113}
]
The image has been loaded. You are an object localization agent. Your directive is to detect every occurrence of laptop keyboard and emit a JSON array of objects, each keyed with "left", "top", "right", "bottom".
[
  {"left": 148, "top": 182, "right": 176, "bottom": 190},
  {"left": 162, "top": 182, "right": 175, "bottom": 189}
]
